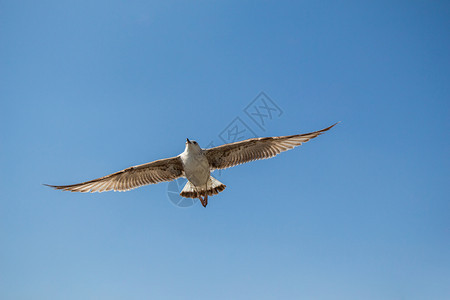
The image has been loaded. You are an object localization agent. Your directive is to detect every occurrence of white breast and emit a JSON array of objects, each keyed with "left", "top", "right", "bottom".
[{"left": 180, "top": 151, "right": 211, "bottom": 187}]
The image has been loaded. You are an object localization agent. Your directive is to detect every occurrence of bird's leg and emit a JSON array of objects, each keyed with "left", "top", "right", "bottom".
[
  {"left": 198, "top": 195, "right": 206, "bottom": 207},
  {"left": 195, "top": 186, "right": 207, "bottom": 207},
  {"left": 203, "top": 178, "right": 209, "bottom": 207}
]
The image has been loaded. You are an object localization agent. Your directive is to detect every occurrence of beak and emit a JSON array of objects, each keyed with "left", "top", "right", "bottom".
[{"left": 186, "top": 138, "right": 190, "bottom": 144}]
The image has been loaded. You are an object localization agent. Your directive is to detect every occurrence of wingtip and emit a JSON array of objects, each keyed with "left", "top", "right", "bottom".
[
  {"left": 43, "top": 183, "right": 63, "bottom": 190},
  {"left": 43, "top": 183, "right": 55, "bottom": 189},
  {"left": 322, "top": 122, "right": 340, "bottom": 131}
]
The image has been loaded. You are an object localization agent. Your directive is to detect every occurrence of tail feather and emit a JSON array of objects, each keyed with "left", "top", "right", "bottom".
[{"left": 180, "top": 176, "right": 226, "bottom": 199}]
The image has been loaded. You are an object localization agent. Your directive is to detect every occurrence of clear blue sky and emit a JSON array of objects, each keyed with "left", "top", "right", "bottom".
[{"left": 1, "top": 1, "right": 449, "bottom": 299}]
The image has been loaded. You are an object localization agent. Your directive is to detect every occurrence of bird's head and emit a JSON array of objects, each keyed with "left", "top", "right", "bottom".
[{"left": 185, "top": 138, "right": 201, "bottom": 153}]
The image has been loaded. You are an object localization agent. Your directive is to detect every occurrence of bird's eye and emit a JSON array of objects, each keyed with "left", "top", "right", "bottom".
[{"left": 193, "top": 141, "right": 197, "bottom": 144}]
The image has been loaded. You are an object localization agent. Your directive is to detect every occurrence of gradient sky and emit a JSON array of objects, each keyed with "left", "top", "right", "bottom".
[{"left": 1, "top": 1, "right": 449, "bottom": 299}]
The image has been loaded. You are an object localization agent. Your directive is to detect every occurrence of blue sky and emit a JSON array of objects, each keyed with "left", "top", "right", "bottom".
[{"left": 1, "top": 1, "right": 449, "bottom": 299}]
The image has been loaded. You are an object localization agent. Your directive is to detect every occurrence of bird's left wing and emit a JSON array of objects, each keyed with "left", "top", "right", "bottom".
[
  {"left": 205, "top": 123, "right": 337, "bottom": 170},
  {"left": 44, "top": 156, "right": 184, "bottom": 192}
]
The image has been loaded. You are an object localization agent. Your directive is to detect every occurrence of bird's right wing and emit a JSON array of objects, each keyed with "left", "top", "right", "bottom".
[
  {"left": 205, "top": 123, "right": 337, "bottom": 170},
  {"left": 44, "top": 156, "right": 184, "bottom": 193}
]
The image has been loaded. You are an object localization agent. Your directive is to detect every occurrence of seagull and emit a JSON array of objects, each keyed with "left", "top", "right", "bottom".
[{"left": 45, "top": 123, "right": 337, "bottom": 207}]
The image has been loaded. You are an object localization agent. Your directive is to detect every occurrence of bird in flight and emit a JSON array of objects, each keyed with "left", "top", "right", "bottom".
[{"left": 45, "top": 123, "right": 337, "bottom": 207}]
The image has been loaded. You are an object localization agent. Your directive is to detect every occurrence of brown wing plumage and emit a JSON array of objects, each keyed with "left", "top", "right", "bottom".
[
  {"left": 44, "top": 156, "right": 184, "bottom": 193},
  {"left": 205, "top": 123, "right": 337, "bottom": 170}
]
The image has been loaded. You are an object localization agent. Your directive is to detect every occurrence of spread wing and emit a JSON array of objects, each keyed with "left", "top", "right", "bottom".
[
  {"left": 205, "top": 123, "right": 337, "bottom": 170},
  {"left": 44, "top": 156, "right": 184, "bottom": 193}
]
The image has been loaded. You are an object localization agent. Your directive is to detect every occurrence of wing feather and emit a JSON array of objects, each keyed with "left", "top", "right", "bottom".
[
  {"left": 205, "top": 123, "right": 337, "bottom": 170},
  {"left": 45, "top": 156, "right": 184, "bottom": 193}
]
